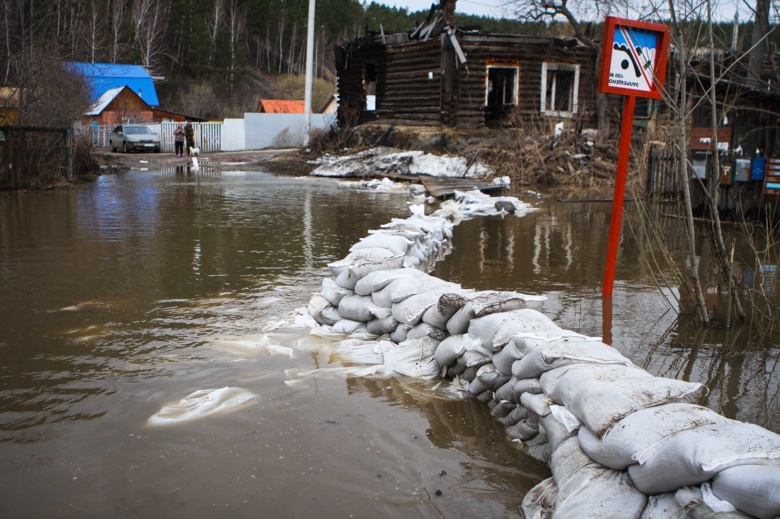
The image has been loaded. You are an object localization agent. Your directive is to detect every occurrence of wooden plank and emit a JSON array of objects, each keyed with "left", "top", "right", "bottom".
[{"left": 420, "top": 176, "right": 505, "bottom": 199}]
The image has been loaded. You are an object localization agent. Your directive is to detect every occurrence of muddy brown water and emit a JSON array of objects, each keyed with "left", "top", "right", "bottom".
[{"left": 1, "top": 168, "right": 778, "bottom": 518}]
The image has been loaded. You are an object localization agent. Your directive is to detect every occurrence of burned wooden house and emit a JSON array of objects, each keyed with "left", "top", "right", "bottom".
[{"left": 335, "top": 4, "right": 599, "bottom": 130}]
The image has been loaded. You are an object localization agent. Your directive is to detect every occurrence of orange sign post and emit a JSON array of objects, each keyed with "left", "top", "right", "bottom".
[{"left": 599, "top": 17, "right": 669, "bottom": 295}]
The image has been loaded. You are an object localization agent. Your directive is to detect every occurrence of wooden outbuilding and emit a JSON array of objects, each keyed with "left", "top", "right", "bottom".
[
  {"left": 84, "top": 86, "right": 154, "bottom": 125},
  {"left": 335, "top": 6, "right": 598, "bottom": 130}
]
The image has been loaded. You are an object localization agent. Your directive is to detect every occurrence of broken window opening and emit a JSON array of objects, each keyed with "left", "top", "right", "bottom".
[
  {"left": 485, "top": 66, "right": 518, "bottom": 122},
  {"left": 541, "top": 62, "right": 580, "bottom": 118},
  {"left": 363, "top": 62, "right": 377, "bottom": 112}
]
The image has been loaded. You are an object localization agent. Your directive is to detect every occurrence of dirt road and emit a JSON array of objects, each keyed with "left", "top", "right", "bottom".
[{"left": 93, "top": 148, "right": 308, "bottom": 175}]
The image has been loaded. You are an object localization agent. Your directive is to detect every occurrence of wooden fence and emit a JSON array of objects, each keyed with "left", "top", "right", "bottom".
[{"left": 646, "top": 147, "right": 680, "bottom": 198}]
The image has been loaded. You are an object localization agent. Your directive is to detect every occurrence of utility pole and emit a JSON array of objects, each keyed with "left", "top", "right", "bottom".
[{"left": 303, "top": 0, "right": 315, "bottom": 147}]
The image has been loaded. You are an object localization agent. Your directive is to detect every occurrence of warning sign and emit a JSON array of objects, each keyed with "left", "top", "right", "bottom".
[{"left": 598, "top": 17, "right": 669, "bottom": 100}]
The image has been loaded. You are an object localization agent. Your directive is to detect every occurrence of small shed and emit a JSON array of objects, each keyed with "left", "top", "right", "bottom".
[
  {"left": 69, "top": 62, "right": 160, "bottom": 107},
  {"left": 257, "top": 99, "right": 309, "bottom": 114},
  {"left": 84, "top": 86, "right": 153, "bottom": 125}
]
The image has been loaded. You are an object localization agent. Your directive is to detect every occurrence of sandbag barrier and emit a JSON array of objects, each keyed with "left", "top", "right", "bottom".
[{"left": 305, "top": 191, "right": 780, "bottom": 519}]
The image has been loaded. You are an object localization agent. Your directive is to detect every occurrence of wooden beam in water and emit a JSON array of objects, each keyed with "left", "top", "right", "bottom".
[{"left": 420, "top": 177, "right": 504, "bottom": 199}]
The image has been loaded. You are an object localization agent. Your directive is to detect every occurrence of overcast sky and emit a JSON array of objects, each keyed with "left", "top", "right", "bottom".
[{"left": 370, "top": 0, "right": 745, "bottom": 22}]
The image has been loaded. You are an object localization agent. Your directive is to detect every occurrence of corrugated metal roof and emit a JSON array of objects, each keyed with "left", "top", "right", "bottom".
[
  {"left": 259, "top": 100, "right": 308, "bottom": 113},
  {"left": 69, "top": 62, "right": 159, "bottom": 107}
]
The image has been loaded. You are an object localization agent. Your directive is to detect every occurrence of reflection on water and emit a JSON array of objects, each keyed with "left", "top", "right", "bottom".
[{"left": 0, "top": 171, "right": 778, "bottom": 517}]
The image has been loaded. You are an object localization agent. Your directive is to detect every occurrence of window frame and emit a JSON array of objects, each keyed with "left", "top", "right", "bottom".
[
  {"left": 540, "top": 62, "right": 580, "bottom": 118},
  {"left": 485, "top": 65, "right": 519, "bottom": 107}
]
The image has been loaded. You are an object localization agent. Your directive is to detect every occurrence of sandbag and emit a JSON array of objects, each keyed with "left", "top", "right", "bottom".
[
  {"left": 540, "top": 411, "right": 578, "bottom": 452},
  {"left": 433, "top": 335, "right": 468, "bottom": 367},
  {"left": 521, "top": 392, "right": 552, "bottom": 417},
  {"left": 308, "top": 295, "right": 341, "bottom": 326},
  {"left": 490, "top": 400, "right": 516, "bottom": 418},
  {"left": 338, "top": 294, "right": 391, "bottom": 322},
  {"left": 391, "top": 286, "right": 462, "bottom": 326},
  {"left": 640, "top": 493, "right": 686, "bottom": 518},
  {"left": 468, "top": 309, "right": 561, "bottom": 352},
  {"left": 350, "top": 233, "right": 411, "bottom": 255},
  {"left": 511, "top": 338, "right": 634, "bottom": 380},
  {"left": 330, "top": 248, "right": 406, "bottom": 289},
  {"left": 578, "top": 403, "right": 731, "bottom": 470},
  {"left": 390, "top": 324, "right": 411, "bottom": 343},
  {"left": 513, "top": 378, "right": 543, "bottom": 402},
  {"left": 674, "top": 486, "right": 754, "bottom": 519},
  {"left": 494, "top": 376, "right": 517, "bottom": 402},
  {"left": 366, "top": 315, "right": 399, "bottom": 336},
  {"left": 406, "top": 322, "right": 447, "bottom": 341},
  {"left": 540, "top": 364, "right": 707, "bottom": 438},
  {"left": 628, "top": 421, "right": 780, "bottom": 495},
  {"left": 383, "top": 337, "right": 440, "bottom": 380},
  {"left": 521, "top": 477, "right": 557, "bottom": 519},
  {"left": 445, "top": 291, "right": 536, "bottom": 336},
  {"left": 321, "top": 278, "right": 352, "bottom": 306},
  {"left": 498, "top": 404, "right": 528, "bottom": 426},
  {"left": 712, "top": 465, "right": 780, "bottom": 519},
  {"left": 421, "top": 292, "right": 468, "bottom": 329},
  {"left": 331, "top": 319, "right": 365, "bottom": 335},
  {"left": 387, "top": 276, "right": 460, "bottom": 304},
  {"left": 550, "top": 437, "right": 647, "bottom": 518},
  {"left": 354, "top": 268, "right": 429, "bottom": 296}
]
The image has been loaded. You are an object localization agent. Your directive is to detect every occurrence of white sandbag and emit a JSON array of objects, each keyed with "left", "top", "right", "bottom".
[
  {"left": 388, "top": 276, "right": 460, "bottom": 304},
  {"left": 421, "top": 291, "right": 470, "bottom": 329},
  {"left": 366, "top": 315, "right": 399, "bottom": 336},
  {"left": 468, "top": 309, "right": 562, "bottom": 352},
  {"left": 390, "top": 324, "right": 411, "bottom": 343},
  {"left": 402, "top": 255, "right": 420, "bottom": 268},
  {"left": 433, "top": 335, "right": 468, "bottom": 367},
  {"left": 321, "top": 278, "right": 352, "bottom": 306},
  {"left": 468, "top": 364, "right": 499, "bottom": 395},
  {"left": 521, "top": 392, "right": 552, "bottom": 417},
  {"left": 492, "top": 339, "right": 533, "bottom": 376},
  {"left": 332, "top": 319, "right": 366, "bottom": 335},
  {"left": 354, "top": 268, "right": 428, "bottom": 296},
  {"left": 511, "top": 339, "right": 635, "bottom": 380},
  {"left": 494, "top": 376, "right": 517, "bottom": 402},
  {"left": 328, "top": 247, "right": 405, "bottom": 278},
  {"left": 541, "top": 364, "right": 707, "bottom": 438},
  {"left": 383, "top": 338, "right": 440, "bottom": 380},
  {"left": 628, "top": 421, "right": 780, "bottom": 495},
  {"left": 333, "top": 339, "right": 388, "bottom": 364},
  {"left": 373, "top": 222, "right": 425, "bottom": 241},
  {"left": 371, "top": 283, "right": 396, "bottom": 308},
  {"left": 443, "top": 291, "right": 545, "bottom": 336},
  {"left": 521, "top": 477, "right": 557, "bottom": 519},
  {"left": 507, "top": 416, "right": 539, "bottom": 441},
  {"left": 490, "top": 400, "right": 516, "bottom": 418},
  {"left": 712, "top": 465, "right": 780, "bottom": 519},
  {"left": 147, "top": 387, "right": 257, "bottom": 426},
  {"left": 526, "top": 441, "right": 554, "bottom": 464},
  {"left": 540, "top": 411, "right": 578, "bottom": 452},
  {"left": 350, "top": 233, "right": 411, "bottom": 255},
  {"left": 391, "top": 286, "right": 463, "bottom": 326},
  {"left": 578, "top": 403, "right": 731, "bottom": 470},
  {"left": 338, "top": 294, "right": 392, "bottom": 322},
  {"left": 331, "top": 248, "right": 406, "bottom": 289},
  {"left": 674, "top": 486, "right": 753, "bottom": 519},
  {"left": 498, "top": 404, "right": 528, "bottom": 426},
  {"left": 551, "top": 437, "right": 648, "bottom": 519},
  {"left": 512, "top": 329, "right": 595, "bottom": 352},
  {"left": 461, "top": 349, "right": 491, "bottom": 368},
  {"left": 309, "top": 295, "right": 342, "bottom": 326},
  {"left": 406, "top": 322, "right": 447, "bottom": 341},
  {"left": 513, "top": 378, "right": 543, "bottom": 402}
]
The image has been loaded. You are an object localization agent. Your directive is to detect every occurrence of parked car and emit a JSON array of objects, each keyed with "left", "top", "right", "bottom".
[{"left": 109, "top": 124, "right": 160, "bottom": 153}]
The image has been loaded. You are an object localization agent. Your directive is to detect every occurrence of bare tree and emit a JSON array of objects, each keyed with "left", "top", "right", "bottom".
[
  {"left": 108, "top": 0, "right": 127, "bottom": 63},
  {"left": 206, "top": 0, "right": 225, "bottom": 67},
  {"left": 225, "top": 0, "right": 246, "bottom": 91},
  {"left": 131, "top": 0, "right": 169, "bottom": 69}
]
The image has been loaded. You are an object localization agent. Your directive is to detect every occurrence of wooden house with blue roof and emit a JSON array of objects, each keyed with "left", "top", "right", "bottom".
[{"left": 68, "top": 62, "right": 160, "bottom": 107}]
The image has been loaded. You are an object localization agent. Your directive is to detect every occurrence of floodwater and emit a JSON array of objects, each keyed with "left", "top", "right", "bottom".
[{"left": 0, "top": 167, "right": 777, "bottom": 518}]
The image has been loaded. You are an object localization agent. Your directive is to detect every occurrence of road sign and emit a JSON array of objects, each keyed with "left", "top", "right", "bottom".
[
  {"left": 598, "top": 17, "right": 669, "bottom": 296},
  {"left": 598, "top": 17, "right": 669, "bottom": 100}
]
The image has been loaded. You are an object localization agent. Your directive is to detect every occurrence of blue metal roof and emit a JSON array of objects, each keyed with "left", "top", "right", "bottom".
[{"left": 68, "top": 62, "right": 159, "bottom": 107}]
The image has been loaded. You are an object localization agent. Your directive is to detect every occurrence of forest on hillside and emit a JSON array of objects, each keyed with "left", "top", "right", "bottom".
[{"left": 1, "top": 0, "right": 775, "bottom": 119}]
